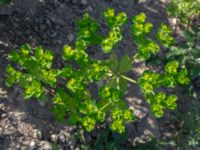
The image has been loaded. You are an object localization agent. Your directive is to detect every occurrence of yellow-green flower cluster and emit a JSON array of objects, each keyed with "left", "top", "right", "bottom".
[
  {"left": 5, "top": 65, "right": 21, "bottom": 87},
  {"left": 102, "top": 8, "right": 127, "bottom": 53},
  {"left": 138, "top": 60, "right": 190, "bottom": 117},
  {"left": 77, "top": 13, "right": 99, "bottom": 42},
  {"left": 103, "top": 8, "right": 128, "bottom": 28},
  {"left": 138, "top": 70, "right": 160, "bottom": 94},
  {"left": 157, "top": 23, "right": 174, "bottom": 47},
  {"left": 63, "top": 44, "right": 89, "bottom": 66},
  {"left": 82, "top": 117, "right": 96, "bottom": 132},
  {"left": 23, "top": 80, "right": 45, "bottom": 99},
  {"left": 149, "top": 92, "right": 177, "bottom": 117},
  {"left": 131, "top": 13, "right": 160, "bottom": 60},
  {"left": 164, "top": 61, "right": 190, "bottom": 87},
  {"left": 131, "top": 13, "right": 153, "bottom": 37},
  {"left": 110, "top": 109, "right": 135, "bottom": 133},
  {"left": 102, "top": 27, "right": 122, "bottom": 53},
  {"left": 99, "top": 85, "right": 123, "bottom": 103}
]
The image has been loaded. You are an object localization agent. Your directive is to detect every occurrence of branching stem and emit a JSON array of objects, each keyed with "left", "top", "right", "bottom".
[
  {"left": 121, "top": 75, "right": 136, "bottom": 84},
  {"left": 100, "top": 101, "right": 112, "bottom": 111}
]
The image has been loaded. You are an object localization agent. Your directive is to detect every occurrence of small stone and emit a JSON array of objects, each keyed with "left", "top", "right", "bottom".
[
  {"left": 47, "top": 13, "right": 66, "bottom": 25},
  {"left": 72, "top": 0, "right": 78, "bottom": 4},
  {"left": 39, "top": 24, "right": 46, "bottom": 31},
  {"left": 81, "top": 0, "right": 88, "bottom": 5},
  {"left": 57, "top": 39, "right": 62, "bottom": 45},
  {"left": 0, "top": 127, "right": 3, "bottom": 136},
  {"left": 32, "top": 130, "right": 42, "bottom": 139},
  {"left": 84, "top": 5, "right": 93, "bottom": 12},
  {"left": 37, "top": 130, "right": 42, "bottom": 139},
  {"left": 67, "top": 34, "right": 74, "bottom": 42},
  {"left": 59, "top": 134, "right": 66, "bottom": 143},
  {"left": 30, "top": 141, "right": 37, "bottom": 149},
  {"left": 1, "top": 113, "right": 7, "bottom": 118},
  {"left": 16, "top": 112, "right": 27, "bottom": 121},
  {"left": 16, "top": 144, "right": 21, "bottom": 149},
  {"left": 42, "top": 142, "right": 52, "bottom": 150},
  {"left": 51, "top": 134, "right": 58, "bottom": 143},
  {"left": 138, "top": 0, "right": 153, "bottom": 4},
  {"left": 49, "top": 31, "right": 57, "bottom": 38}
]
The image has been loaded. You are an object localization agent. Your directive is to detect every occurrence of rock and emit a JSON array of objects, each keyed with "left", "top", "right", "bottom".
[
  {"left": 1, "top": 113, "right": 7, "bottom": 118},
  {"left": 32, "top": 130, "right": 42, "bottom": 139},
  {"left": 0, "top": 127, "right": 3, "bottom": 136},
  {"left": 67, "top": 34, "right": 74, "bottom": 42},
  {"left": 59, "top": 134, "right": 66, "bottom": 143},
  {"left": 72, "top": 0, "right": 78, "bottom": 4},
  {"left": 16, "top": 144, "right": 21, "bottom": 149},
  {"left": 49, "top": 31, "right": 57, "bottom": 38},
  {"left": 56, "top": 39, "right": 62, "bottom": 45},
  {"left": 14, "top": 0, "right": 38, "bottom": 15},
  {"left": 47, "top": 13, "right": 66, "bottom": 26},
  {"left": 16, "top": 112, "right": 27, "bottom": 121},
  {"left": 37, "top": 130, "right": 42, "bottom": 140},
  {"left": 51, "top": 134, "right": 58, "bottom": 143},
  {"left": 41, "top": 142, "right": 52, "bottom": 150},
  {"left": 0, "top": 5, "right": 14, "bottom": 16},
  {"left": 84, "top": 5, "right": 93, "bottom": 12},
  {"left": 29, "top": 141, "right": 37, "bottom": 149},
  {"left": 39, "top": 24, "right": 46, "bottom": 31},
  {"left": 81, "top": 0, "right": 88, "bottom": 5},
  {"left": 137, "top": 0, "right": 153, "bottom": 4}
]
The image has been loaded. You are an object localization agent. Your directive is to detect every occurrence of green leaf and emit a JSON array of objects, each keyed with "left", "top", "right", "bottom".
[
  {"left": 19, "top": 44, "right": 31, "bottom": 55},
  {"left": 119, "top": 55, "right": 132, "bottom": 73},
  {"left": 119, "top": 77, "right": 128, "bottom": 93},
  {"left": 67, "top": 111, "right": 79, "bottom": 125},
  {"left": 108, "top": 57, "right": 119, "bottom": 74},
  {"left": 8, "top": 51, "right": 19, "bottom": 62},
  {"left": 183, "top": 30, "right": 195, "bottom": 42},
  {"left": 5, "top": 76, "right": 16, "bottom": 87},
  {"left": 0, "top": 0, "right": 12, "bottom": 4},
  {"left": 52, "top": 104, "right": 67, "bottom": 122},
  {"left": 190, "top": 65, "right": 200, "bottom": 79}
]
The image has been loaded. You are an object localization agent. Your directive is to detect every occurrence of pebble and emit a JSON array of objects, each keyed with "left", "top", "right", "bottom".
[
  {"left": 49, "top": 31, "right": 57, "bottom": 38},
  {"left": 1, "top": 113, "right": 7, "bottom": 118},
  {"left": 51, "top": 134, "right": 58, "bottom": 143},
  {"left": 15, "top": 112, "right": 27, "bottom": 121},
  {"left": 42, "top": 142, "right": 52, "bottom": 150},
  {"left": 84, "top": 5, "right": 93, "bottom": 12},
  {"left": 81, "top": 0, "right": 88, "bottom": 5},
  {"left": 40, "top": 24, "right": 46, "bottom": 31},
  {"left": 30, "top": 141, "right": 37, "bottom": 149},
  {"left": 59, "top": 134, "right": 66, "bottom": 143},
  {"left": 138, "top": 0, "right": 153, "bottom": 4},
  {"left": 16, "top": 144, "right": 21, "bottom": 149},
  {"left": 67, "top": 34, "right": 74, "bottom": 42},
  {"left": 37, "top": 130, "right": 42, "bottom": 139},
  {"left": 32, "top": 130, "right": 42, "bottom": 139},
  {"left": 72, "top": 0, "right": 78, "bottom": 4},
  {"left": 0, "top": 127, "right": 3, "bottom": 136}
]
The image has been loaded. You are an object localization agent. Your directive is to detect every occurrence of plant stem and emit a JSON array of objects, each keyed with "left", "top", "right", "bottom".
[
  {"left": 121, "top": 75, "right": 136, "bottom": 84},
  {"left": 100, "top": 101, "right": 112, "bottom": 111},
  {"left": 132, "top": 54, "right": 138, "bottom": 63}
]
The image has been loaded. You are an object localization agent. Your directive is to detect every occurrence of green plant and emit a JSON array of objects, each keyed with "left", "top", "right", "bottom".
[
  {"left": 0, "top": 0, "right": 12, "bottom": 4},
  {"left": 5, "top": 8, "right": 190, "bottom": 133},
  {"left": 171, "top": 99, "right": 200, "bottom": 149},
  {"left": 165, "top": 25, "right": 200, "bottom": 97},
  {"left": 168, "top": 0, "right": 200, "bottom": 24}
]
